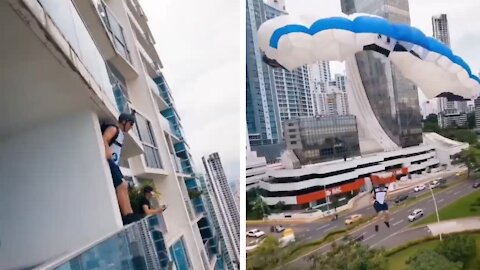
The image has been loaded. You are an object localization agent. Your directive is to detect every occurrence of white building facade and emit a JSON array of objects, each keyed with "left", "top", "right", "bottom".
[{"left": 0, "top": 1, "right": 221, "bottom": 269}]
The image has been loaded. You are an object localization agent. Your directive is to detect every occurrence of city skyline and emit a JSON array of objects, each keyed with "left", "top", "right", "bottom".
[
  {"left": 286, "top": 0, "right": 480, "bottom": 101},
  {"left": 140, "top": 0, "right": 240, "bottom": 183}
]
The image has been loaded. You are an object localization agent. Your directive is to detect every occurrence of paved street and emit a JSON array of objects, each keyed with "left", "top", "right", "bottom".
[
  {"left": 247, "top": 174, "right": 459, "bottom": 242},
  {"left": 280, "top": 179, "right": 477, "bottom": 269}
]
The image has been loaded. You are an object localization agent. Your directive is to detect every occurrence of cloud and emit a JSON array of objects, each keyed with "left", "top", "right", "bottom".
[{"left": 139, "top": 0, "right": 240, "bottom": 181}]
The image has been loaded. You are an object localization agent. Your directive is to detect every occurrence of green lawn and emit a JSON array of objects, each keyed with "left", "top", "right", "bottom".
[
  {"left": 387, "top": 234, "right": 480, "bottom": 270},
  {"left": 387, "top": 240, "right": 438, "bottom": 270},
  {"left": 413, "top": 190, "right": 480, "bottom": 226}
]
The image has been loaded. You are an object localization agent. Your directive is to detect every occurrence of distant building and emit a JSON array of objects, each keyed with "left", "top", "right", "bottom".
[
  {"left": 438, "top": 109, "right": 468, "bottom": 128},
  {"left": 283, "top": 116, "right": 360, "bottom": 165},
  {"left": 475, "top": 97, "right": 480, "bottom": 130},
  {"left": 432, "top": 14, "right": 451, "bottom": 47}
]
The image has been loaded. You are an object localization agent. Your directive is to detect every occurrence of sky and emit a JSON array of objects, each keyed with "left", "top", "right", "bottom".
[
  {"left": 286, "top": 0, "right": 480, "bottom": 102},
  {"left": 139, "top": 0, "right": 240, "bottom": 183}
]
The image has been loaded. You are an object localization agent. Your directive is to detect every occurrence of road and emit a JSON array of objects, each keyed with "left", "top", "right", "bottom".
[
  {"left": 247, "top": 175, "right": 458, "bottom": 242},
  {"left": 280, "top": 179, "right": 477, "bottom": 269}
]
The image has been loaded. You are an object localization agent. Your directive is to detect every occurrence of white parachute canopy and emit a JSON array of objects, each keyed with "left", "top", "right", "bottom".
[{"left": 257, "top": 13, "right": 480, "bottom": 98}]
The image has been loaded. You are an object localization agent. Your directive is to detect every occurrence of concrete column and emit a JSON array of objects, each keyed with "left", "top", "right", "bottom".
[{"left": 0, "top": 110, "right": 121, "bottom": 269}]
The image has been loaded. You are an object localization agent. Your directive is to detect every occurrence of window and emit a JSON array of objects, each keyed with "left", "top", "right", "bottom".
[
  {"left": 100, "top": 2, "right": 131, "bottom": 62},
  {"left": 135, "top": 114, "right": 162, "bottom": 169},
  {"left": 170, "top": 237, "right": 191, "bottom": 270}
]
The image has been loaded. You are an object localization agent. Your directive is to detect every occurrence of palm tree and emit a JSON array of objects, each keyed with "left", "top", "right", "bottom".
[{"left": 251, "top": 196, "right": 270, "bottom": 219}]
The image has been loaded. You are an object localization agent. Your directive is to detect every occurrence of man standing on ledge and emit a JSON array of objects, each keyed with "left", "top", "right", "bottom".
[{"left": 102, "top": 112, "right": 142, "bottom": 225}]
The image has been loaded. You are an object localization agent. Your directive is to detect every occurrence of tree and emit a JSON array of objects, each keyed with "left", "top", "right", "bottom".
[
  {"left": 273, "top": 201, "right": 286, "bottom": 212},
  {"left": 426, "top": 113, "right": 438, "bottom": 123},
  {"left": 438, "top": 129, "right": 477, "bottom": 144},
  {"left": 406, "top": 250, "right": 463, "bottom": 270},
  {"left": 468, "top": 112, "right": 476, "bottom": 129},
  {"left": 251, "top": 196, "right": 270, "bottom": 218},
  {"left": 128, "top": 180, "right": 158, "bottom": 213},
  {"left": 309, "top": 242, "right": 388, "bottom": 270},
  {"left": 247, "top": 236, "right": 282, "bottom": 270},
  {"left": 458, "top": 146, "right": 480, "bottom": 177},
  {"left": 435, "top": 234, "right": 476, "bottom": 264}
]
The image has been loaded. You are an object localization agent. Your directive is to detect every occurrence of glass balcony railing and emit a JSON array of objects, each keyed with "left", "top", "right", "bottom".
[
  {"left": 39, "top": 215, "right": 171, "bottom": 270},
  {"left": 38, "top": 0, "right": 117, "bottom": 111},
  {"left": 204, "top": 236, "right": 219, "bottom": 261},
  {"left": 181, "top": 159, "right": 193, "bottom": 175},
  {"left": 192, "top": 197, "right": 206, "bottom": 215}
]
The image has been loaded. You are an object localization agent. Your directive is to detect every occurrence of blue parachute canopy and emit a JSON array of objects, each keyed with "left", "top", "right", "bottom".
[{"left": 258, "top": 13, "right": 479, "bottom": 98}]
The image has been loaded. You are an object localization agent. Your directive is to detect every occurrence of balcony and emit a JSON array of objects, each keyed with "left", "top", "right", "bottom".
[
  {"left": 154, "top": 76, "right": 175, "bottom": 108},
  {"left": 22, "top": 0, "right": 118, "bottom": 116},
  {"left": 35, "top": 215, "right": 172, "bottom": 270},
  {"left": 70, "top": 0, "right": 138, "bottom": 80},
  {"left": 148, "top": 78, "right": 169, "bottom": 111},
  {"left": 181, "top": 158, "right": 194, "bottom": 175},
  {"left": 159, "top": 112, "right": 181, "bottom": 143}
]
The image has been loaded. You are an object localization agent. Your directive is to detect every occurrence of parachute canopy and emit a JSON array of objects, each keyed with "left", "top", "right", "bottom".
[{"left": 257, "top": 13, "right": 480, "bottom": 98}]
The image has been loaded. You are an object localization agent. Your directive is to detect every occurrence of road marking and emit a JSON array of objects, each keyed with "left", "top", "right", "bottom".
[
  {"left": 306, "top": 229, "right": 311, "bottom": 232},
  {"left": 324, "top": 226, "right": 335, "bottom": 233},
  {"left": 392, "top": 220, "right": 403, "bottom": 226},
  {"left": 438, "top": 199, "right": 444, "bottom": 203},
  {"left": 315, "top": 224, "right": 330, "bottom": 231},
  {"left": 453, "top": 191, "right": 461, "bottom": 196},
  {"left": 363, "top": 234, "right": 375, "bottom": 242},
  {"left": 306, "top": 236, "right": 313, "bottom": 241}
]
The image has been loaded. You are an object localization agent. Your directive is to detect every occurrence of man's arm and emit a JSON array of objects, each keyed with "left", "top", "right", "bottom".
[
  {"left": 102, "top": 126, "right": 117, "bottom": 159},
  {"left": 142, "top": 204, "right": 164, "bottom": 215}
]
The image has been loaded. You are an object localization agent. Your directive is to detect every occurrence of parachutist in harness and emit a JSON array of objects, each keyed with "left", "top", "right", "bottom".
[{"left": 372, "top": 183, "right": 390, "bottom": 232}]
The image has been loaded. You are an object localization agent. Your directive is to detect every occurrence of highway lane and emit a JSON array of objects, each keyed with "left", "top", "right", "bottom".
[
  {"left": 280, "top": 179, "right": 477, "bottom": 270},
  {"left": 284, "top": 175, "right": 458, "bottom": 241}
]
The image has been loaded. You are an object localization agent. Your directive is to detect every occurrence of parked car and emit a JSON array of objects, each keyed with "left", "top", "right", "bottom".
[
  {"left": 271, "top": 225, "right": 285, "bottom": 233},
  {"left": 473, "top": 182, "right": 480, "bottom": 188},
  {"left": 395, "top": 194, "right": 409, "bottom": 203},
  {"left": 413, "top": 184, "right": 426, "bottom": 192},
  {"left": 408, "top": 209, "right": 424, "bottom": 222},
  {"left": 344, "top": 214, "right": 362, "bottom": 225},
  {"left": 247, "top": 229, "right": 265, "bottom": 238},
  {"left": 430, "top": 180, "right": 440, "bottom": 189}
]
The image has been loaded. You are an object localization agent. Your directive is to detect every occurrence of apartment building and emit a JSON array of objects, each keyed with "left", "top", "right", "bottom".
[{"left": 0, "top": 0, "right": 222, "bottom": 269}]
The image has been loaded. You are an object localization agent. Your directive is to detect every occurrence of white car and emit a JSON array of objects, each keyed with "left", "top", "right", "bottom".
[
  {"left": 408, "top": 209, "right": 424, "bottom": 222},
  {"left": 430, "top": 180, "right": 440, "bottom": 189},
  {"left": 413, "top": 184, "right": 426, "bottom": 192},
  {"left": 247, "top": 229, "right": 265, "bottom": 238}
]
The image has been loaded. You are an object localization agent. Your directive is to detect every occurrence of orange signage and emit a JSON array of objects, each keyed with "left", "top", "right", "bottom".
[{"left": 296, "top": 178, "right": 366, "bottom": 205}]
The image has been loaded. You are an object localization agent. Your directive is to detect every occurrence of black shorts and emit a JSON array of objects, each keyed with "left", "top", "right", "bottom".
[
  {"left": 107, "top": 158, "right": 123, "bottom": 189},
  {"left": 373, "top": 201, "right": 389, "bottom": 213}
]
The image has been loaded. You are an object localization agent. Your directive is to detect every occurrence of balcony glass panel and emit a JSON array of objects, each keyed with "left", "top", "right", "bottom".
[
  {"left": 100, "top": 1, "right": 131, "bottom": 62},
  {"left": 52, "top": 215, "right": 170, "bottom": 270},
  {"left": 38, "top": 0, "right": 117, "bottom": 111},
  {"left": 169, "top": 237, "right": 191, "bottom": 270}
]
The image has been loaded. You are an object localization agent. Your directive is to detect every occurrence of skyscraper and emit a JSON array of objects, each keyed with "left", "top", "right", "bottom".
[
  {"left": 432, "top": 14, "right": 451, "bottom": 47},
  {"left": 341, "top": 0, "right": 423, "bottom": 150},
  {"left": 264, "top": 2, "right": 314, "bottom": 123},
  {"left": 247, "top": 0, "right": 282, "bottom": 146},
  {"left": 309, "top": 61, "right": 332, "bottom": 115},
  {"left": 202, "top": 153, "right": 240, "bottom": 269}
]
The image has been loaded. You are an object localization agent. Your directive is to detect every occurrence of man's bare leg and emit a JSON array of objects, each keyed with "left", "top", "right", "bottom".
[
  {"left": 383, "top": 211, "right": 390, "bottom": 227},
  {"left": 116, "top": 181, "right": 133, "bottom": 216}
]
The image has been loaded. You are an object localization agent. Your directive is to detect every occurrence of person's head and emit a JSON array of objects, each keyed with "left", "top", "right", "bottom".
[
  {"left": 143, "top": 185, "right": 154, "bottom": 199},
  {"left": 118, "top": 113, "right": 136, "bottom": 132}
]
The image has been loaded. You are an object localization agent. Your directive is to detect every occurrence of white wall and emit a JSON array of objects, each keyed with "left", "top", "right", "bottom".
[{"left": 0, "top": 110, "right": 121, "bottom": 269}]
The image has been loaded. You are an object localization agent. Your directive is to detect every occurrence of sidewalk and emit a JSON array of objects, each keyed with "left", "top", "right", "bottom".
[{"left": 426, "top": 216, "right": 480, "bottom": 236}]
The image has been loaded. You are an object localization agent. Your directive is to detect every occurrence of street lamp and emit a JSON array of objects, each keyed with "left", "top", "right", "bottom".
[{"left": 428, "top": 183, "right": 442, "bottom": 241}]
